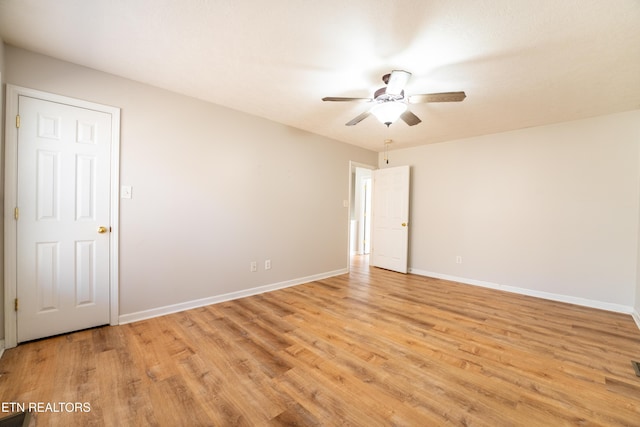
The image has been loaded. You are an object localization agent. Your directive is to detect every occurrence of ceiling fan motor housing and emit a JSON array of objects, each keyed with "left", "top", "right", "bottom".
[{"left": 374, "top": 87, "right": 404, "bottom": 102}]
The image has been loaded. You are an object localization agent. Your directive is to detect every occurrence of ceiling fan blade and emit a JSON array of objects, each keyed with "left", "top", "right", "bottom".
[
  {"left": 386, "top": 70, "right": 412, "bottom": 95},
  {"left": 322, "top": 97, "right": 373, "bottom": 102},
  {"left": 346, "top": 111, "right": 371, "bottom": 126},
  {"left": 400, "top": 110, "right": 422, "bottom": 126},
  {"left": 408, "top": 91, "right": 467, "bottom": 103}
]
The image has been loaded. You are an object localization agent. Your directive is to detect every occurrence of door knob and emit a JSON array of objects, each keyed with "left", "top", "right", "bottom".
[
  {"left": 401, "top": 223, "right": 407, "bottom": 227},
  {"left": 97, "top": 226, "right": 108, "bottom": 234}
]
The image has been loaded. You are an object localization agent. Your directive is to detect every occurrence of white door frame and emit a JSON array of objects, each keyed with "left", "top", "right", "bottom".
[
  {"left": 4, "top": 85, "right": 121, "bottom": 348},
  {"left": 347, "top": 161, "right": 376, "bottom": 271}
]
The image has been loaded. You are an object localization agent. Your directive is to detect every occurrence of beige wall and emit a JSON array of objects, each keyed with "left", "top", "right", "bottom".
[
  {"left": 381, "top": 110, "right": 640, "bottom": 310},
  {"left": 2, "top": 44, "right": 639, "bottom": 340},
  {"left": 637, "top": 139, "right": 640, "bottom": 320},
  {"left": 0, "top": 41, "right": 5, "bottom": 339},
  {"left": 3, "top": 46, "right": 377, "bottom": 323}
]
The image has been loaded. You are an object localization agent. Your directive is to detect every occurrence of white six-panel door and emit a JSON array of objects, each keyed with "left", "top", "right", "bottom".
[
  {"left": 16, "top": 95, "right": 112, "bottom": 342},
  {"left": 370, "top": 165, "right": 410, "bottom": 273}
]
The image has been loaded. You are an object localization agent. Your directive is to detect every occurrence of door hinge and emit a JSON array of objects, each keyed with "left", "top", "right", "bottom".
[
  {"left": 16, "top": 115, "right": 20, "bottom": 128},
  {"left": 14, "top": 207, "right": 19, "bottom": 220},
  {"left": 14, "top": 298, "right": 18, "bottom": 311}
]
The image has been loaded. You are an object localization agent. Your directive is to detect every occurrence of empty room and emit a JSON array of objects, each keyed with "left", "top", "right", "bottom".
[{"left": 1, "top": 1, "right": 640, "bottom": 425}]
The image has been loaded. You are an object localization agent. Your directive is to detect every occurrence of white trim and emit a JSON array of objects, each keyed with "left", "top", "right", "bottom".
[
  {"left": 4, "top": 86, "right": 19, "bottom": 349},
  {"left": 3, "top": 85, "right": 121, "bottom": 348},
  {"left": 119, "top": 268, "right": 348, "bottom": 325},
  {"left": 0, "top": 340, "right": 5, "bottom": 359},
  {"left": 409, "top": 268, "right": 635, "bottom": 315},
  {"left": 108, "top": 100, "right": 121, "bottom": 327},
  {"left": 632, "top": 310, "right": 640, "bottom": 330}
]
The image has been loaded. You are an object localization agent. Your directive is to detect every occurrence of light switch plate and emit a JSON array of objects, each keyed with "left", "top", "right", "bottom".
[{"left": 121, "top": 185, "right": 132, "bottom": 199}]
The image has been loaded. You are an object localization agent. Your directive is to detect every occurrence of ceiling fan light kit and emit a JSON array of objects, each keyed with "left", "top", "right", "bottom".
[
  {"left": 322, "top": 70, "right": 466, "bottom": 128},
  {"left": 371, "top": 101, "right": 407, "bottom": 127}
]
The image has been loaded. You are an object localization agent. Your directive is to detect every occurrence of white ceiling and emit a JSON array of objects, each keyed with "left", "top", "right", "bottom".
[{"left": 1, "top": 0, "right": 639, "bottom": 152}]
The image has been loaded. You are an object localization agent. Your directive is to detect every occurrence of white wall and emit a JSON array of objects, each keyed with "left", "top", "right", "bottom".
[
  {"left": 381, "top": 111, "right": 640, "bottom": 310},
  {"left": 3, "top": 46, "right": 377, "bottom": 323}
]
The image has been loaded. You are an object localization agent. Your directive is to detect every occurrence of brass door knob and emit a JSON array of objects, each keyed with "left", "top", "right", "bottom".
[
  {"left": 97, "top": 226, "right": 108, "bottom": 234},
  {"left": 401, "top": 223, "right": 407, "bottom": 227}
]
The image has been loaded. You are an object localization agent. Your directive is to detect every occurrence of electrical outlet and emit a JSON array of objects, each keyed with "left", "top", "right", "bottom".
[
  {"left": 456, "top": 256, "right": 463, "bottom": 264},
  {"left": 250, "top": 261, "right": 257, "bottom": 272},
  {"left": 265, "top": 259, "right": 271, "bottom": 270}
]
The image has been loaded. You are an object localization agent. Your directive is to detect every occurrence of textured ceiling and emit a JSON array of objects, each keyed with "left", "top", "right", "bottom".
[{"left": 1, "top": 0, "right": 639, "bottom": 152}]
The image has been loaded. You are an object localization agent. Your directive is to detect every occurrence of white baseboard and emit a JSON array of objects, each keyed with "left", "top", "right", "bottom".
[
  {"left": 632, "top": 310, "right": 640, "bottom": 330},
  {"left": 0, "top": 339, "right": 5, "bottom": 359},
  {"left": 408, "top": 268, "right": 635, "bottom": 316},
  {"left": 119, "top": 268, "right": 348, "bottom": 325}
]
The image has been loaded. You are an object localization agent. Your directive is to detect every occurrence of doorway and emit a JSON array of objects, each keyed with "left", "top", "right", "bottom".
[
  {"left": 4, "top": 85, "right": 121, "bottom": 348},
  {"left": 349, "top": 162, "right": 375, "bottom": 269}
]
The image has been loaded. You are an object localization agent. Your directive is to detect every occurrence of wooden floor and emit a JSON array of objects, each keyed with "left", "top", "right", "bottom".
[{"left": 1, "top": 256, "right": 640, "bottom": 426}]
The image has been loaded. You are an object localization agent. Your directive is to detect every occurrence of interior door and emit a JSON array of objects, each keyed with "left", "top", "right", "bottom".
[
  {"left": 16, "top": 95, "right": 112, "bottom": 342},
  {"left": 370, "top": 165, "right": 410, "bottom": 273}
]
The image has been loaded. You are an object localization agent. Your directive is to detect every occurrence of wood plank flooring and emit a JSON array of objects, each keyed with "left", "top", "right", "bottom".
[{"left": 1, "top": 256, "right": 640, "bottom": 426}]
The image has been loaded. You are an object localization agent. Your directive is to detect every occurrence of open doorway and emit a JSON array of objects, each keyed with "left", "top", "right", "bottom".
[{"left": 349, "top": 162, "right": 376, "bottom": 268}]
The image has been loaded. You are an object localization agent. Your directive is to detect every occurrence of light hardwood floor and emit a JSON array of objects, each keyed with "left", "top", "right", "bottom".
[{"left": 1, "top": 256, "right": 640, "bottom": 426}]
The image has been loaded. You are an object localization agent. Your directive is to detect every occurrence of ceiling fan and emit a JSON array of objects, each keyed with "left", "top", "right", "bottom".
[{"left": 322, "top": 70, "right": 466, "bottom": 127}]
